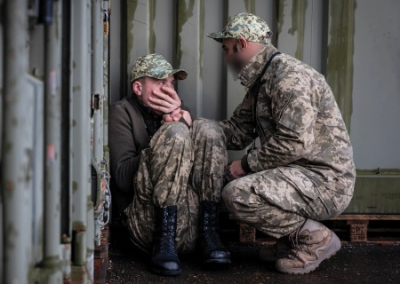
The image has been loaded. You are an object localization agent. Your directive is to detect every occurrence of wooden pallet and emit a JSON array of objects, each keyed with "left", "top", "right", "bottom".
[
  {"left": 331, "top": 214, "right": 400, "bottom": 243},
  {"left": 236, "top": 214, "right": 400, "bottom": 245},
  {"left": 94, "top": 226, "right": 109, "bottom": 284}
]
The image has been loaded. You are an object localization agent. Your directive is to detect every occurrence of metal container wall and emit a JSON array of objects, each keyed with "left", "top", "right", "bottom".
[
  {"left": 110, "top": 0, "right": 400, "bottom": 212},
  {"left": 1, "top": 1, "right": 111, "bottom": 283},
  {"left": 1, "top": 1, "right": 400, "bottom": 283}
]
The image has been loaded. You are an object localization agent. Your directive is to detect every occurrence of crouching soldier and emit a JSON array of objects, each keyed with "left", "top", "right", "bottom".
[
  {"left": 109, "top": 54, "right": 231, "bottom": 276},
  {"left": 207, "top": 13, "right": 356, "bottom": 274}
]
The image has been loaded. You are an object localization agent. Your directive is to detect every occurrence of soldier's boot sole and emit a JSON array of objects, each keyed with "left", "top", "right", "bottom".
[
  {"left": 259, "top": 239, "right": 291, "bottom": 262},
  {"left": 204, "top": 258, "right": 232, "bottom": 265},
  {"left": 151, "top": 267, "right": 181, "bottom": 277},
  {"left": 275, "top": 231, "right": 341, "bottom": 275},
  {"left": 259, "top": 248, "right": 287, "bottom": 262}
]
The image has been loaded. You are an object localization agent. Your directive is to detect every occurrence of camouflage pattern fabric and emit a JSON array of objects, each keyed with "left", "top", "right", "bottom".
[
  {"left": 130, "top": 53, "right": 188, "bottom": 82},
  {"left": 222, "top": 167, "right": 353, "bottom": 239},
  {"left": 207, "top": 12, "right": 271, "bottom": 44},
  {"left": 123, "top": 119, "right": 228, "bottom": 253},
  {"left": 219, "top": 44, "right": 356, "bottom": 238}
]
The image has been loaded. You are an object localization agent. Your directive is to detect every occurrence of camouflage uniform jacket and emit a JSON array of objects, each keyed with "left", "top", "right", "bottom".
[{"left": 219, "top": 44, "right": 356, "bottom": 195}]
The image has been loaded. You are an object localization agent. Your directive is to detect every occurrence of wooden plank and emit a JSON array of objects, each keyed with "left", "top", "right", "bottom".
[
  {"left": 239, "top": 223, "right": 256, "bottom": 243},
  {"left": 332, "top": 214, "right": 400, "bottom": 221},
  {"left": 339, "top": 239, "right": 400, "bottom": 245},
  {"left": 236, "top": 214, "right": 400, "bottom": 244},
  {"left": 347, "top": 220, "right": 368, "bottom": 242},
  {"left": 347, "top": 220, "right": 369, "bottom": 225}
]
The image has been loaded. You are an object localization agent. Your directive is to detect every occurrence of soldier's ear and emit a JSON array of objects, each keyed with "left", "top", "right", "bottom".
[
  {"left": 238, "top": 37, "right": 248, "bottom": 50},
  {"left": 132, "top": 80, "right": 142, "bottom": 97}
]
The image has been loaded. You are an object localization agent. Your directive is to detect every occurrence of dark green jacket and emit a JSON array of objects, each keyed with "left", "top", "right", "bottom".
[
  {"left": 110, "top": 95, "right": 189, "bottom": 213},
  {"left": 109, "top": 95, "right": 156, "bottom": 213}
]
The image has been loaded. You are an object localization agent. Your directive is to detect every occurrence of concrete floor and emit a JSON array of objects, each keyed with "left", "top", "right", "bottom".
[{"left": 106, "top": 227, "right": 400, "bottom": 284}]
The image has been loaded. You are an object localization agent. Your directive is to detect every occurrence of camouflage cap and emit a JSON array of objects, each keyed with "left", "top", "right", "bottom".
[
  {"left": 130, "top": 53, "right": 187, "bottom": 82},
  {"left": 207, "top": 12, "right": 271, "bottom": 44}
]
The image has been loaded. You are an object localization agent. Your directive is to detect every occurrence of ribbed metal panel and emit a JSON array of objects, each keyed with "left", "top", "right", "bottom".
[{"left": 108, "top": 0, "right": 400, "bottom": 213}]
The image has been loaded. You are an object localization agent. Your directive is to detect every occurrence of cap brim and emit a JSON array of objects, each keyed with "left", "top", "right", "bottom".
[
  {"left": 168, "top": 69, "right": 188, "bottom": 80},
  {"left": 149, "top": 69, "right": 188, "bottom": 81},
  {"left": 206, "top": 32, "right": 225, "bottom": 43}
]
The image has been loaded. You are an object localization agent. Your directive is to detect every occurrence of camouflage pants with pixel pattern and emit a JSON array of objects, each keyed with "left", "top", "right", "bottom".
[
  {"left": 124, "top": 118, "right": 228, "bottom": 253},
  {"left": 222, "top": 166, "right": 353, "bottom": 239}
]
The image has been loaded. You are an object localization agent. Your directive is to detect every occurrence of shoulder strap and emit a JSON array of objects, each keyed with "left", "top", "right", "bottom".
[{"left": 251, "top": 51, "right": 281, "bottom": 98}]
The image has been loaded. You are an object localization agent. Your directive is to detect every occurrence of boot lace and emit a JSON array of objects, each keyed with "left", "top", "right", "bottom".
[
  {"left": 202, "top": 211, "right": 225, "bottom": 250},
  {"left": 288, "top": 229, "right": 312, "bottom": 259},
  {"left": 156, "top": 216, "right": 177, "bottom": 255}
]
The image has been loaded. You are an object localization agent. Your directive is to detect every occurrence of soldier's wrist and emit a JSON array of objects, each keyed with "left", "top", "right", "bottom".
[
  {"left": 179, "top": 116, "right": 190, "bottom": 128},
  {"left": 241, "top": 154, "right": 251, "bottom": 173}
]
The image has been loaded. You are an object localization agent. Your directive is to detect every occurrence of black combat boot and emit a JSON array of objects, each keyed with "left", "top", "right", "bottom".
[
  {"left": 198, "top": 201, "right": 231, "bottom": 265},
  {"left": 151, "top": 205, "right": 181, "bottom": 276}
]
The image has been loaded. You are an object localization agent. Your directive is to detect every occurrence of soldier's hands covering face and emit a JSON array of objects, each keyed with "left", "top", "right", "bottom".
[{"left": 149, "top": 85, "right": 181, "bottom": 114}]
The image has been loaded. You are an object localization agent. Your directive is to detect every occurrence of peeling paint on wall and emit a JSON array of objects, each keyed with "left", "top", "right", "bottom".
[
  {"left": 243, "top": 0, "right": 255, "bottom": 14},
  {"left": 327, "top": 0, "right": 357, "bottom": 132},
  {"left": 277, "top": 0, "right": 285, "bottom": 39},
  {"left": 72, "top": 181, "right": 78, "bottom": 193},
  {"left": 199, "top": 0, "right": 204, "bottom": 79},
  {"left": 288, "top": 0, "right": 307, "bottom": 60},
  {"left": 149, "top": 0, "right": 156, "bottom": 54},
  {"left": 127, "top": 0, "right": 138, "bottom": 70},
  {"left": 176, "top": 0, "right": 195, "bottom": 69}
]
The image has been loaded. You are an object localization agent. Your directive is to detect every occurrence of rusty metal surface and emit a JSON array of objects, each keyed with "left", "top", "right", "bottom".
[{"left": 95, "top": 227, "right": 110, "bottom": 284}]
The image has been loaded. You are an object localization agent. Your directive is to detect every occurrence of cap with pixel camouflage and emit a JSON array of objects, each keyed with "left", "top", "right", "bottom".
[
  {"left": 130, "top": 53, "right": 187, "bottom": 82},
  {"left": 207, "top": 12, "right": 271, "bottom": 44}
]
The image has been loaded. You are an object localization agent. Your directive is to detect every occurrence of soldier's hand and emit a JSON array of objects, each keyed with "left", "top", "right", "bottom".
[
  {"left": 229, "top": 159, "right": 247, "bottom": 180},
  {"left": 149, "top": 86, "right": 181, "bottom": 114},
  {"left": 162, "top": 108, "right": 182, "bottom": 124},
  {"left": 162, "top": 109, "right": 192, "bottom": 127},
  {"left": 180, "top": 110, "right": 192, "bottom": 126}
]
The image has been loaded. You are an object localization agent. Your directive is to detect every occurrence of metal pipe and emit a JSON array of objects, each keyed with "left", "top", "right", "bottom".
[
  {"left": 0, "top": 0, "right": 3, "bottom": 163},
  {"left": 60, "top": 0, "right": 73, "bottom": 282},
  {"left": 29, "top": 73, "right": 44, "bottom": 267},
  {"left": 0, "top": 0, "right": 4, "bottom": 280},
  {"left": 102, "top": 0, "right": 109, "bottom": 150},
  {"left": 86, "top": 200, "right": 95, "bottom": 282},
  {"left": 2, "top": 0, "right": 33, "bottom": 283},
  {"left": 70, "top": 0, "right": 90, "bottom": 280},
  {"left": 100, "top": 0, "right": 111, "bottom": 236},
  {"left": 92, "top": 0, "right": 103, "bottom": 168},
  {"left": 87, "top": 0, "right": 95, "bottom": 282},
  {"left": 43, "top": 0, "right": 63, "bottom": 282},
  {"left": 102, "top": 3, "right": 111, "bottom": 226},
  {"left": 91, "top": 0, "right": 105, "bottom": 250}
]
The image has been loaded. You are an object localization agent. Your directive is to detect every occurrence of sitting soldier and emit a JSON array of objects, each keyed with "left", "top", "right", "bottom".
[{"left": 109, "top": 54, "right": 231, "bottom": 276}]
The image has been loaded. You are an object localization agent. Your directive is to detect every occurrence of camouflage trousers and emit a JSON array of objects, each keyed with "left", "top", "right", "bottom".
[
  {"left": 124, "top": 118, "right": 228, "bottom": 253},
  {"left": 222, "top": 166, "right": 353, "bottom": 239}
]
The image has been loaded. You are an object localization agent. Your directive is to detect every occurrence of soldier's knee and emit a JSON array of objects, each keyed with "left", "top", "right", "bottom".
[
  {"left": 194, "top": 118, "right": 224, "bottom": 138},
  {"left": 222, "top": 181, "right": 239, "bottom": 211},
  {"left": 196, "top": 118, "right": 219, "bottom": 129},
  {"left": 160, "top": 122, "right": 190, "bottom": 140}
]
